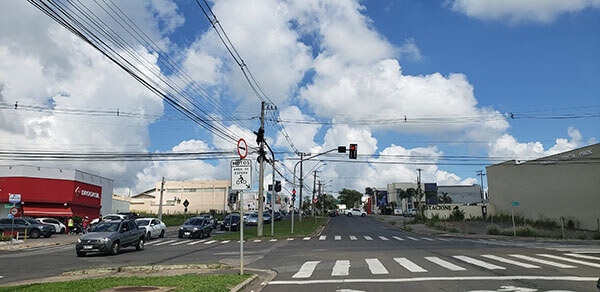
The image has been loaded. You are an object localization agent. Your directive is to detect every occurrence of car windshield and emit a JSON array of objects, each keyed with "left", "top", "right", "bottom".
[
  {"left": 184, "top": 218, "right": 204, "bottom": 225},
  {"left": 24, "top": 218, "right": 39, "bottom": 224},
  {"left": 135, "top": 219, "right": 150, "bottom": 226},
  {"left": 91, "top": 222, "right": 120, "bottom": 232}
]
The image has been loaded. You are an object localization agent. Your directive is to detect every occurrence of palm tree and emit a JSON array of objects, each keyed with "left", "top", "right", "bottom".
[{"left": 438, "top": 192, "right": 452, "bottom": 204}]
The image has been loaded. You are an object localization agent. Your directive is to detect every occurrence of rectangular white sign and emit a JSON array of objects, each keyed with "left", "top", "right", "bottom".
[
  {"left": 8, "top": 193, "right": 21, "bottom": 204},
  {"left": 231, "top": 159, "right": 252, "bottom": 191}
]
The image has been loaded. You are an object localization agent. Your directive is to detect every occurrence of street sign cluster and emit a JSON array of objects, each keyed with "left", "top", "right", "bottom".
[{"left": 231, "top": 159, "right": 252, "bottom": 191}]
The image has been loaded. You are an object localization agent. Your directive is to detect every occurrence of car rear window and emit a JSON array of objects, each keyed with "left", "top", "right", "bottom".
[{"left": 136, "top": 219, "right": 150, "bottom": 226}]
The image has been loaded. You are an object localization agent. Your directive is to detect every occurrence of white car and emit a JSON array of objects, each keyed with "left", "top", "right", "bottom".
[
  {"left": 36, "top": 218, "right": 67, "bottom": 234},
  {"left": 344, "top": 208, "right": 367, "bottom": 217},
  {"left": 102, "top": 214, "right": 127, "bottom": 221},
  {"left": 135, "top": 218, "right": 166, "bottom": 240}
]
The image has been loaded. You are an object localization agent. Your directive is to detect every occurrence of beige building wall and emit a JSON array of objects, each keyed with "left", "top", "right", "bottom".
[
  {"left": 487, "top": 143, "right": 600, "bottom": 230},
  {"left": 423, "top": 204, "right": 494, "bottom": 220},
  {"left": 387, "top": 182, "right": 421, "bottom": 211}
]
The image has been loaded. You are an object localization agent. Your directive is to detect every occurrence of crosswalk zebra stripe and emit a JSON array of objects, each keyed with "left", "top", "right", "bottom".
[
  {"left": 565, "top": 253, "right": 600, "bottom": 261},
  {"left": 303, "top": 237, "right": 311, "bottom": 241},
  {"left": 293, "top": 261, "right": 320, "bottom": 278},
  {"left": 253, "top": 240, "right": 261, "bottom": 243},
  {"left": 187, "top": 239, "right": 207, "bottom": 245},
  {"left": 407, "top": 237, "right": 420, "bottom": 241},
  {"left": 170, "top": 240, "right": 191, "bottom": 246},
  {"left": 481, "top": 255, "right": 540, "bottom": 268},
  {"left": 154, "top": 240, "right": 176, "bottom": 246},
  {"left": 331, "top": 260, "right": 350, "bottom": 276},
  {"left": 349, "top": 236, "right": 357, "bottom": 241},
  {"left": 270, "top": 239, "right": 277, "bottom": 242},
  {"left": 145, "top": 240, "right": 160, "bottom": 245},
  {"left": 537, "top": 254, "right": 600, "bottom": 268},
  {"left": 364, "top": 236, "right": 373, "bottom": 241},
  {"left": 453, "top": 256, "right": 505, "bottom": 270},
  {"left": 425, "top": 257, "right": 466, "bottom": 271},
  {"left": 287, "top": 238, "right": 294, "bottom": 241},
  {"left": 509, "top": 254, "right": 576, "bottom": 268},
  {"left": 379, "top": 236, "right": 389, "bottom": 241},
  {"left": 204, "top": 240, "right": 217, "bottom": 245},
  {"left": 421, "top": 238, "right": 435, "bottom": 241},
  {"left": 365, "top": 258, "right": 388, "bottom": 274},
  {"left": 394, "top": 257, "right": 427, "bottom": 272},
  {"left": 319, "top": 236, "right": 327, "bottom": 240},
  {"left": 392, "top": 236, "right": 404, "bottom": 241},
  {"left": 335, "top": 236, "right": 341, "bottom": 241},
  {"left": 221, "top": 240, "right": 230, "bottom": 244}
]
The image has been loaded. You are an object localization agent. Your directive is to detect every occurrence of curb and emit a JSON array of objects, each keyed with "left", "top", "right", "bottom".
[
  {"left": 62, "top": 263, "right": 227, "bottom": 276},
  {"left": 230, "top": 274, "right": 258, "bottom": 292},
  {"left": 240, "top": 268, "right": 277, "bottom": 292},
  {"left": 0, "top": 240, "right": 75, "bottom": 251},
  {"left": 311, "top": 217, "right": 330, "bottom": 237}
]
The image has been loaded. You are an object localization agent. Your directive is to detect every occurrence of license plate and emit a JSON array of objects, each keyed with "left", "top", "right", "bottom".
[
  {"left": 83, "top": 245, "right": 93, "bottom": 249},
  {"left": 184, "top": 232, "right": 190, "bottom": 235}
]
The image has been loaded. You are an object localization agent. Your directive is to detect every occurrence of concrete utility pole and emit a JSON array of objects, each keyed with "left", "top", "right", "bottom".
[
  {"left": 257, "top": 101, "right": 265, "bottom": 236},
  {"left": 476, "top": 170, "right": 486, "bottom": 202},
  {"left": 319, "top": 181, "right": 324, "bottom": 216},
  {"left": 298, "top": 152, "right": 304, "bottom": 222},
  {"left": 416, "top": 168, "right": 423, "bottom": 209},
  {"left": 158, "top": 177, "right": 165, "bottom": 220},
  {"left": 312, "top": 170, "right": 317, "bottom": 217}
]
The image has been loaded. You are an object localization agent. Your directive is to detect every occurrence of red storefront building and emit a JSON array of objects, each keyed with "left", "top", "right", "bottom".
[{"left": 0, "top": 165, "right": 113, "bottom": 224}]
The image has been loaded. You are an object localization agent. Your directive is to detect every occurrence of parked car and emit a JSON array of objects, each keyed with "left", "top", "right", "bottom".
[
  {"left": 328, "top": 209, "right": 339, "bottom": 217},
  {"left": 36, "top": 217, "right": 67, "bottom": 234},
  {"left": 0, "top": 217, "right": 55, "bottom": 238},
  {"left": 135, "top": 218, "right": 166, "bottom": 240},
  {"left": 200, "top": 214, "right": 218, "bottom": 230},
  {"left": 76, "top": 220, "right": 146, "bottom": 257},
  {"left": 220, "top": 214, "right": 240, "bottom": 231},
  {"left": 244, "top": 213, "right": 271, "bottom": 225},
  {"left": 403, "top": 208, "right": 418, "bottom": 217},
  {"left": 117, "top": 212, "right": 140, "bottom": 220},
  {"left": 344, "top": 208, "right": 367, "bottom": 217},
  {"left": 179, "top": 217, "right": 212, "bottom": 239},
  {"left": 273, "top": 211, "right": 282, "bottom": 221},
  {"left": 102, "top": 214, "right": 127, "bottom": 221}
]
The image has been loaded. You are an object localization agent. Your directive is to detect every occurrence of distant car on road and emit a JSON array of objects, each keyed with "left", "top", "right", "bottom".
[
  {"left": 328, "top": 209, "right": 339, "bottom": 217},
  {"left": 75, "top": 220, "right": 145, "bottom": 257},
  {"left": 200, "top": 214, "right": 218, "bottom": 230},
  {"left": 0, "top": 217, "right": 55, "bottom": 238},
  {"left": 220, "top": 214, "right": 240, "bottom": 231},
  {"left": 36, "top": 217, "right": 66, "bottom": 234},
  {"left": 244, "top": 213, "right": 271, "bottom": 225},
  {"left": 135, "top": 218, "right": 166, "bottom": 240},
  {"left": 344, "top": 208, "right": 367, "bottom": 217},
  {"left": 102, "top": 214, "right": 127, "bottom": 221},
  {"left": 179, "top": 217, "right": 212, "bottom": 239},
  {"left": 403, "top": 208, "right": 418, "bottom": 217},
  {"left": 117, "top": 212, "right": 140, "bottom": 220},
  {"left": 273, "top": 211, "right": 282, "bottom": 221}
]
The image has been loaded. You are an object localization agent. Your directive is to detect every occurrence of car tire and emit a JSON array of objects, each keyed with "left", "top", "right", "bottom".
[
  {"left": 60, "top": 227, "right": 65, "bottom": 234},
  {"left": 44, "top": 233, "right": 52, "bottom": 238},
  {"left": 29, "top": 229, "right": 40, "bottom": 239},
  {"left": 76, "top": 250, "right": 86, "bottom": 257},
  {"left": 110, "top": 241, "right": 120, "bottom": 255},
  {"left": 136, "top": 237, "right": 145, "bottom": 251},
  {"left": 178, "top": 234, "right": 183, "bottom": 239},
  {"left": 347, "top": 213, "right": 352, "bottom": 217},
  {"left": 361, "top": 214, "right": 366, "bottom": 217},
  {"left": 146, "top": 232, "right": 152, "bottom": 241},
  {"left": 159, "top": 229, "right": 165, "bottom": 238}
]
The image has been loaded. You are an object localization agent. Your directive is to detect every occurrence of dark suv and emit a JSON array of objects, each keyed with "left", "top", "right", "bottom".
[
  {"left": 179, "top": 217, "right": 212, "bottom": 239},
  {"left": 220, "top": 214, "right": 240, "bottom": 231},
  {"left": 0, "top": 217, "right": 55, "bottom": 238}
]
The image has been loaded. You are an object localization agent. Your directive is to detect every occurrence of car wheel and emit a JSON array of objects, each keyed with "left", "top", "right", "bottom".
[
  {"left": 60, "top": 227, "right": 65, "bottom": 234},
  {"left": 136, "top": 237, "right": 145, "bottom": 251},
  {"left": 347, "top": 213, "right": 352, "bottom": 217},
  {"left": 178, "top": 234, "right": 183, "bottom": 239},
  {"left": 110, "top": 241, "right": 120, "bottom": 255},
  {"left": 29, "top": 229, "right": 40, "bottom": 239},
  {"left": 44, "top": 234, "right": 52, "bottom": 238},
  {"left": 76, "top": 250, "right": 86, "bottom": 257},
  {"left": 159, "top": 229, "right": 165, "bottom": 238},
  {"left": 146, "top": 232, "right": 152, "bottom": 241},
  {"left": 361, "top": 213, "right": 366, "bottom": 217},
  {"left": 205, "top": 230, "right": 211, "bottom": 237}
]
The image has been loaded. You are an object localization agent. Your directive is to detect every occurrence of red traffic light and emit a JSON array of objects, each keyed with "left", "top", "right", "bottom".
[{"left": 292, "top": 189, "right": 296, "bottom": 195}]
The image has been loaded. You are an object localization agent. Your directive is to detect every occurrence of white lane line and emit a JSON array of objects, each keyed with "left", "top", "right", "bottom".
[
  {"left": 421, "top": 238, "right": 435, "bottom": 241},
  {"left": 292, "top": 261, "right": 320, "bottom": 278},
  {"left": 253, "top": 240, "right": 261, "bottom": 243},
  {"left": 481, "top": 255, "right": 540, "bottom": 268},
  {"left": 287, "top": 238, "right": 294, "bottom": 241},
  {"left": 153, "top": 240, "right": 177, "bottom": 246},
  {"left": 452, "top": 256, "right": 505, "bottom": 270},
  {"left": 394, "top": 257, "right": 427, "bottom": 273},
  {"left": 204, "top": 240, "right": 217, "bottom": 245},
  {"left": 270, "top": 239, "right": 277, "bottom": 242},
  {"left": 392, "top": 236, "right": 404, "bottom": 241},
  {"left": 144, "top": 240, "right": 161, "bottom": 245},
  {"left": 425, "top": 257, "right": 466, "bottom": 271},
  {"left": 319, "top": 235, "right": 327, "bottom": 241},
  {"left": 509, "top": 254, "right": 576, "bottom": 268},
  {"left": 170, "top": 240, "right": 192, "bottom": 246},
  {"left": 565, "top": 253, "right": 600, "bottom": 261},
  {"left": 437, "top": 238, "right": 450, "bottom": 241},
  {"left": 187, "top": 239, "right": 208, "bottom": 245},
  {"left": 332, "top": 260, "right": 351, "bottom": 276},
  {"left": 364, "top": 236, "right": 373, "bottom": 241},
  {"left": 379, "top": 236, "right": 389, "bottom": 241},
  {"left": 335, "top": 235, "right": 342, "bottom": 241},
  {"left": 268, "top": 276, "right": 598, "bottom": 285},
  {"left": 407, "top": 237, "right": 420, "bottom": 241},
  {"left": 221, "top": 240, "right": 231, "bottom": 244},
  {"left": 349, "top": 236, "right": 357, "bottom": 241},
  {"left": 537, "top": 254, "right": 600, "bottom": 268},
  {"left": 303, "top": 237, "right": 311, "bottom": 241},
  {"left": 365, "top": 258, "right": 389, "bottom": 275}
]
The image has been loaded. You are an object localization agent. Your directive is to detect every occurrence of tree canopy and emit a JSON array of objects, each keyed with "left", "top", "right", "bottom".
[{"left": 338, "top": 188, "right": 363, "bottom": 208}]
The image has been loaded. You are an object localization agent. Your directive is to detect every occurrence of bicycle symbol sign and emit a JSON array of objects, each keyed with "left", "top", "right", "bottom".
[{"left": 231, "top": 159, "right": 252, "bottom": 190}]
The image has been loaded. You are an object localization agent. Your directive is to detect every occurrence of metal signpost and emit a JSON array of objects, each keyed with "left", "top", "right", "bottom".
[
  {"left": 8, "top": 194, "right": 21, "bottom": 245},
  {"left": 183, "top": 199, "right": 189, "bottom": 221},
  {"left": 231, "top": 139, "right": 251, "bottom": 275},
  {"left": 511, "top": 201, "right": 519, "bottom": 237}
]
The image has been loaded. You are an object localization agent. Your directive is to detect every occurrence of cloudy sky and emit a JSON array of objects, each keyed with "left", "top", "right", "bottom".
[{"left": 0, "top": 0, "right": 598, "bottom": 198}]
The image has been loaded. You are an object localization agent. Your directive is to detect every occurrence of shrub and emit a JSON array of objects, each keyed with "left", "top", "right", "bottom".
[
  {"left": 576, "top": 234, "right": 587, "bottom": 240},
  {"left": 447, "top": 227, "right": 459, "bottom": 233},
  {"left": 566, "top": 219, "right": 575, "bottom": 230},
  {"left": 448, "top": 209, "right": 465, "bottom": 221},
  {"left": 516, "top": 227, "right": 536, "bottom": 237},
  {"left": 487, "top": 226, "right": 500, "bottom": 235},
  {"left": 0, "top": 235, "right": 12, "bottom": 241},
  {"left": 388, "top": 221, "right": 396, "bottom": 225},
  {"left": 593, "top": 232, "right": 600, "bottom": 240},
  {"left": 404, "top": 225, "right": 413, "bottom": 232}
]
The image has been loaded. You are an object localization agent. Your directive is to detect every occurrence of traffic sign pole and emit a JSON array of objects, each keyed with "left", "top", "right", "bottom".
[{"left": 239, "top": 190, "right": 244, "bottom": 275}]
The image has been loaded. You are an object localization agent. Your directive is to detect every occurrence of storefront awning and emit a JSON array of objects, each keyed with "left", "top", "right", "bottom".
[{"left": 23, "top": 206, "right": 73, "bottom": 217}]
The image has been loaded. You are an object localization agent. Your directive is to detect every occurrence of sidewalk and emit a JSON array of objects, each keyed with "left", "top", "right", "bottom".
[{"left": 0, "top": 233, "right": 79, "bottom": 251}]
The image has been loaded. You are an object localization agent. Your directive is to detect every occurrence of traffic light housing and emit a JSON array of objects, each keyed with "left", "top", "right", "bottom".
[
  {"left": 349, "top": 143, "right": 358, "bottom": 159},
  {"left": 292, "top": 189, "right": 296, "bottom": 201},
  {"left": 228, "top": 192, "right": 238, "bottom": 204},
  {"left": 275, "top": 180, "right": 281, "bottom": 192}
]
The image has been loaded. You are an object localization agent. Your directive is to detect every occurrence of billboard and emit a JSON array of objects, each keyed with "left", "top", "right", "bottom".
[{"left": 376, "top": 190, "right": 388, "bottom": 206}]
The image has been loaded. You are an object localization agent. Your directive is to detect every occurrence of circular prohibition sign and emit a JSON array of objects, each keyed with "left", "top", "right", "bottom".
[{"left": 237, "top": 138, "right": 248, "bottom": 159}]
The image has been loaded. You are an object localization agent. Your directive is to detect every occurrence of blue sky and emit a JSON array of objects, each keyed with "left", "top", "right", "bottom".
[{"left": 1, "top": 0, "right": 598, "bottom": 194}]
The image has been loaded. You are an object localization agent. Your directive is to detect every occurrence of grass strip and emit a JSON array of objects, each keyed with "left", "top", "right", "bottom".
[{"left": 213, "top": 217, "right": 327, "bottom": 240}]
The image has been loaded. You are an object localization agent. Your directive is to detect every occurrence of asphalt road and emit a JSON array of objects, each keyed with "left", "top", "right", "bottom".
[{"left": 1, "top": 215, "right": 599, "bottom": 292}]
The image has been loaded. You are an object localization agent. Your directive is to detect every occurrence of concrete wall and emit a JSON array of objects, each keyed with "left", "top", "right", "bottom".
[
  {"left": 487, "top": 143, "right": 600, "bottom": 230},
  {"left": 423, "top": 204, "right": 494, "bottom": 220},
  {"left": 437, "top": 185, "right": 482, "bottom": 205},
  {"left": 111, "top": 194, "right": 130, "bottom": 213}
]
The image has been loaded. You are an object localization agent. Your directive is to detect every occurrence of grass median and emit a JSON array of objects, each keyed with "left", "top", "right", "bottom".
[
  {"left": 214, "top": 217, "right": 328, "bottom": 240},
  {"left": 0, "top": 274, "right": 251, "bottom": 292}
]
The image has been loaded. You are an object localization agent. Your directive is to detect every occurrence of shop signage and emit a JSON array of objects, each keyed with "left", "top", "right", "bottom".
[
  {"left": 75, "top": 186, "right": 100, "bottom": 199},
  {"left": 8, "top": 193, "right": 21, "bottom": 203},
  {"left": 424, "top": 205, "right": 452, "bottom": 211}
]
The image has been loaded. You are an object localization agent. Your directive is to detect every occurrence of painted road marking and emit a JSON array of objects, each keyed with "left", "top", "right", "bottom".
[
  {"left": 319, "top": 236, "right": 327, "bottom": 241},
  {"left": 270, "top": 239, "right": 277, "bottom": 242},
  {"left": 154, "top": 240, "right": 176, "bottom": 246},
  {"left": 481, "top": 255, "right": 540, "bottom": 268},
  {"left": 253, "top": 240, "right": 261, "bottom": 243},
  {"left": 364, "top": 236, "right": 373, "bottom": 241},
  {"left": 565, "top": 253, "right": 600, "bottom": 261},
  {"left": 188, "top": 239, "right": 208, "bottom": 245},
  {"left": 144, "top": 240, "right": 161, "bottom": 245},
  {"left": 425, "top": 257, "right": 466, "bottom": 271},
  {"left": 293, "top": 261, "right": 320, "bottom": 278},
  {"left": 204, "top": 240, "right": 217, "bottom": 245},
  {"left": 437, "top": 238, "right": 450, "bottom": 241},
  {"left": 537, "top": 254, "right": 600, "bottom": 268},
  {"left": 268, "top": 276, "right": 598, "bottom": 285},
  {"left": 365, "top": 258, "right": 389, "bottom": 275},
  {"left": 421, "top": 238, "right": 435, "bottom": 241},
  {"left": 394, "top": 257, "right": 427, "bottom": 273},
  {"left": 303, "top": 237, "right": 311, "bottom": 241},
  {"left": 453, "top": 255, "right": 505, "bottom": 270},
  {"left": 392, "top": 236, "right": 404, "bottom": 241},
  {"left": 335, "top": 235, "right": 342, "bottom": 241},
  {"left": 407, "top": 237, "right": 420, "bottom": 241},
  {"left": 332, "top": 260, "right": 351, "bottom": 276},
  {"left": 170, "top": 240, "right": 191, "bottom": 246},
  {"left": 378, "top": 236, "right": 389, "bottom": 241},
  {"left": 349, "top": 236, "right": 357, "bottom": 241},
  {"left": 221, "top": 240, "right": 231, "bottom": 244},
  {"left": 509, "top": 254, "right": 576, "bottom": 268},
  {"left": 288, "top": 238, "right": 294, "bottom": 241}
]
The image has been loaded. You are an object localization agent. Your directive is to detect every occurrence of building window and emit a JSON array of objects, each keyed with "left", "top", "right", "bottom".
[
  {"left": 183, "top": 188, "right": 198, "bottom": 193},
  {"left": 166, "top": 189, "right": 180, "bottom": 193},
  {"left": 214, "top": 187, "right": 226, "bottom": 193}
]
